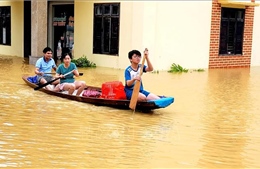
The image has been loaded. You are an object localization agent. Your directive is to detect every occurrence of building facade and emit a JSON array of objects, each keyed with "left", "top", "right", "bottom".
[{"left": 0, "top": 0, "right": 260, "bottom": 70}]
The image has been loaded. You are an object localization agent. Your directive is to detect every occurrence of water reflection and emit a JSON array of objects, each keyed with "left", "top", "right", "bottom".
[
  {"left": 0, "top": 56, "right": 260, "bottom": 168},
  {"left": 198, "top": 69, "right": 252, "bottom": 168}
]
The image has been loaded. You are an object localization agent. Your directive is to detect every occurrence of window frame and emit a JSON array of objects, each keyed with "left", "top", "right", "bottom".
[
  {"left": 93, "top": 3, "right": 120, "bottom": 55},
  {"left": 219, "top": 7, "right": 245, "bottom": 56},
  {"left": 0, "top": 6, "right": 11, "bottom": 46}
]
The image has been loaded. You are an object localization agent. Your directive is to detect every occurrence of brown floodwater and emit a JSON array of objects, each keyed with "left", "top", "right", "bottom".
[{"left": 0, "top": 55, "right": 260, "bottom": 168}]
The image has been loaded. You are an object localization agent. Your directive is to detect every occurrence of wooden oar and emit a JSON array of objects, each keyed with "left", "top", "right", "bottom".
[
  {"left": 43, "top": 72, "right": 56, "bottom": 75},
  {"left": 44, "top": 72, "right": 84, "bottom": 76},
  {"left": 129, "top": 49, "right": 147, "bottom": 110},
  {"left": 34, "top": 69, "right": 76, "bottom": 90}
]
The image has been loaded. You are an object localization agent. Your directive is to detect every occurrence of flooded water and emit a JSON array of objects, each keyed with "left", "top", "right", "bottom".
[{"left": 0, "top": 55, "right": 260, "bottom": 168}]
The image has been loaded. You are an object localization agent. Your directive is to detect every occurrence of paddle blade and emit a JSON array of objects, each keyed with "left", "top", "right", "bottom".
[{"left": 129, "top": 81, "right": 141, "bottom": 110}]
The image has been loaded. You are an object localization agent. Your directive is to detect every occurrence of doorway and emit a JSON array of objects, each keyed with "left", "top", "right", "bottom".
[
  {"left": 48, "top": 3, "right": 74, "bottom": 62},
  {"left": 24, "top": 0, "right": 31, "bottom": 58}
]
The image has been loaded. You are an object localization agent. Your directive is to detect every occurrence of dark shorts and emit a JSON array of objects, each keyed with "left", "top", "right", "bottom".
[
  {"left": 37, "top": 75, "right": 53, "bottom": 83},
  {"left": 124, "top": 88, "right": 150, "bottom": 100}
]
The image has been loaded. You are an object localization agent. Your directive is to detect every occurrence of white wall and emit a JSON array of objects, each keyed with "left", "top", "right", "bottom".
[
  {"left": 125, "top": 1, "right": 213, "bottom": 70},
  {"left": 152, "top": 1, "right": 212, "bottom": 70},
  {"left": 0, "top": 1, "right": 23, "bottom": 57},
  {"left": 251, "top": 1, "right": 260, "bottom": 66},
  {"left": 74, "top": 1, "right": 213, "bottom": 70}
]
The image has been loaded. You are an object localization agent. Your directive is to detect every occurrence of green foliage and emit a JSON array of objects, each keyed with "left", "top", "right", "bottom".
[
  {"left": 71, "top": 55, "right": 96, "bottom": 68},
  {"left": 151, "top": 70, "right": 160, "bottom": 74},
  {"left": 168, "top": 63, "right": 188, "bottom": 73},
  {"left": 193, "top": 68, "right": 205, "bottom": 72}
]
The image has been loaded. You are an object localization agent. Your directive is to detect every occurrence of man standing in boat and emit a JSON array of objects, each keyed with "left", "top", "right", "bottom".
[{"left": 34, "top": 47, "right": 59, "bottom": 90}]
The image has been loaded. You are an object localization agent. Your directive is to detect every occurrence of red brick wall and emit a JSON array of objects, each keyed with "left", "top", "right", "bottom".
[{"left": 209, "top": 0, "right": 255, "bottom": 68}]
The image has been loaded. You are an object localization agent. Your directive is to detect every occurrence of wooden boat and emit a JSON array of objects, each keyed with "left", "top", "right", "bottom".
[{"left": 22, "top": 75, "right": 174, "bottom": 111}]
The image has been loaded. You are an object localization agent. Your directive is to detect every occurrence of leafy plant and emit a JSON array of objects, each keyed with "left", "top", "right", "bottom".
[
  {"left": 151, "top": 70, "right": 160, "bottom": 74},
  {"left": 71, "top": 55, "right": 96, "bottom": 67},
  {"left": 168, "top": 63, "right": 188, "bottom": 73},
  {"left": 193, "top": 68, "right": 205, "bottom": 72}
]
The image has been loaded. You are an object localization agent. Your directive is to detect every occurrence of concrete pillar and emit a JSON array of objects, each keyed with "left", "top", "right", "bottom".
[{"left": 29, "top": 0, "right": 48, "bottom": 65}]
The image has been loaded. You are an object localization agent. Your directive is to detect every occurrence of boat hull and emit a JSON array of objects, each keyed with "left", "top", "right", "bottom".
[{"left": 22, "top": 75, "right": 174, "bottom": 111}]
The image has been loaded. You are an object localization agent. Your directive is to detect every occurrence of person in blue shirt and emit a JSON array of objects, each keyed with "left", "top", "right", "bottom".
[
  {"left": 34, "top": 47, "right": 59, "bottom": 90},
  {"left": 54, "top": 52, "right": 86, "bottom": 96},
  {"left": 124, "top": 49, "right": 160, "bottom": 101}
]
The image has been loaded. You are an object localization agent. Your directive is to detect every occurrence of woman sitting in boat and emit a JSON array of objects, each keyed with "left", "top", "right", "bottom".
[{"left": 53, "top": 52, "right": 86, "bottom": 96}]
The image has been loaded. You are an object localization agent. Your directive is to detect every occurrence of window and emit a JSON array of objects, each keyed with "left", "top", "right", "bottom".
[
  {"left": 219, "top": 8, "right": 245, "bottom": 55},
  {"left": 93, "top": 3, "right": 120, "bottom": 55},
  {"left": 0, "top": 6, "right": 11, "bottom": 46}
]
